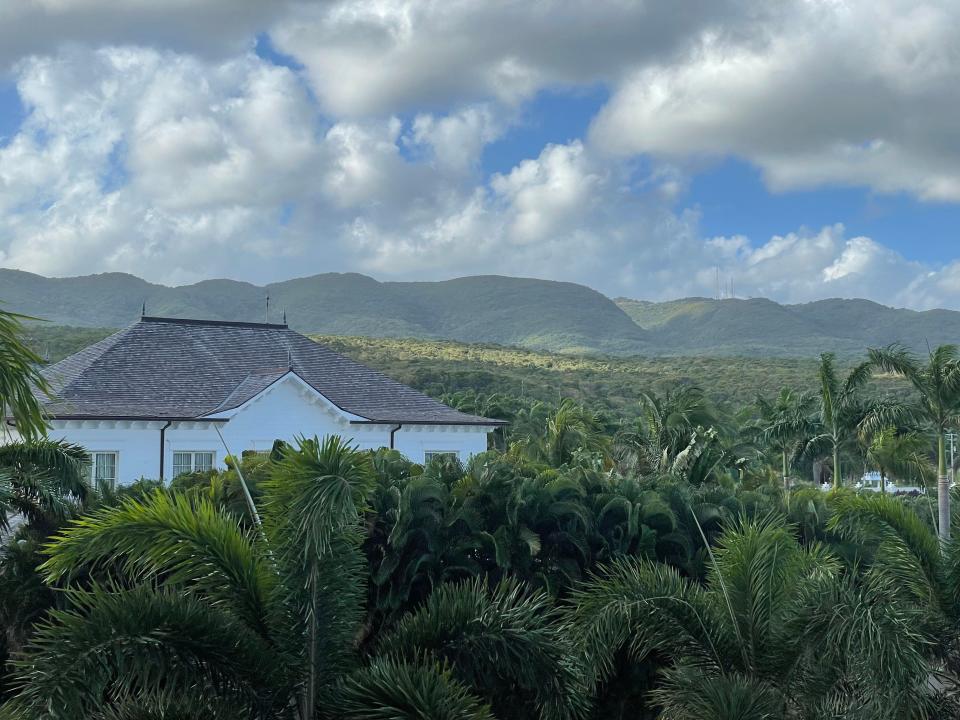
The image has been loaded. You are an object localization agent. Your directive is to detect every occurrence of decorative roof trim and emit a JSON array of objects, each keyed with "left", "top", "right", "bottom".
[
  {"left": 35, "top": 415, "right": 228, "bottom": 422},
  {"left": 140, "top": 316, "right": 288, "bottom": 330},
  {"left": 201, "top": 370, "right": 369, "bottom": 422},
  {"left": 349, "top": 418, "right": 507, "bottom": 427}
]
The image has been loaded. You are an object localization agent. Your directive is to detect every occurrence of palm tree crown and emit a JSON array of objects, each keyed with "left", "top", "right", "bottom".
[{"left": 868, "top": 343, "right": 960, "bottom": 541}]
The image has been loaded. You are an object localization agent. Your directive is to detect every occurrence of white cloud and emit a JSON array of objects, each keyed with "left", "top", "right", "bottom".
[
  {"left": 590, "top": 0, "right": 960, "bottom": 200},
  {"left": 1, "top": 2, "right": 960, "bottom": 311},
  {"left": 0, "top": 0, "right": 293, "bottom": 68},
  {"left": 696, "top": 225, "right": 960, "bottom": 310},
  {"left": 269, "top": 0, "right": 746, "bottom": 116},
  {"left": 410, "top": 105, "right": 504, "bottom": 175}
]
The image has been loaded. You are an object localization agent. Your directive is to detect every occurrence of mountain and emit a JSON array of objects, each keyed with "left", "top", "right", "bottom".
[
  {"left": 617, "top": 296, "right": 960, "bottom": 357},
  {"left": 6, "top": 268, "right": 960, "bottom": 358},
  {"left": 0, "top": 269, "right": 648, "bottom": 355}
]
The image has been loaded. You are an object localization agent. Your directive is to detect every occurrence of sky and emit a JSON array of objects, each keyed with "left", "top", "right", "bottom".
[{"left": 0, "top": 1, "right": 959, "bottom": 309}]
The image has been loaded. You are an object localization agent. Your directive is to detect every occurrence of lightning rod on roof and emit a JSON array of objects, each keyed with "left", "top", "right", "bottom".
[
  {"left": 141, "top": 300, "right": 146, "bottom": 318},
  {"left": 282, "top": 309, "right": 287, "bottom": 325},
  {"left": 265, "top": 294, "right": 270, "bottom": 323}
]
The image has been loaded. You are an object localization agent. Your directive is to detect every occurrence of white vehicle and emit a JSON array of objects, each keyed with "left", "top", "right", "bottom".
[{"left": 855, "top": 471, "right": 925, "bottom": 495}]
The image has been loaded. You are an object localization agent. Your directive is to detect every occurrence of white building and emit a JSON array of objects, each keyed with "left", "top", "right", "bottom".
[{"left": 32, "top": 316, "right": 504, "bottom": 487}]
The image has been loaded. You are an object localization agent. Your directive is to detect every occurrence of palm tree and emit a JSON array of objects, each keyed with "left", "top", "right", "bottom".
[
  {"left": 0, "top": 309, "right": 51, "bottom": 442},
  {"left": 513, "top": 399, "right": 607, "bottom": 467},
  {"left": 828, "top": 491, "right": 960, "bottom": 709},
  {"left": 567, "top": 515, "right": 941, "bottom": 719},
  {"left": 2, "top": 436, "right": 586, "bottom": 719},
  {"left": 803, "top": 353, "right": 873, "bottom": 489},
  {"left": 752, "top": 388, "right": 814, "bottom": 491},
  {"left": 0, "top": 440, "right": 90, "bottom": 534},
  {"left": 867, "top": 344, "right": 960, "bottom": 542},
  {"left": 615, "top": 386, "right": 719, "bottom": 478},
  {"left": 861, "top": 426, "right": 930, "bottom": 494}
]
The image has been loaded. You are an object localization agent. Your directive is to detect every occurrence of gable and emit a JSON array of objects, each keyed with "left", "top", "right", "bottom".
[
  {"left": 203, "top": 371, "right": 366, "bottom": 423},
  {"left": 38, "top": 317, "right": 505, "bottom": 426},
  {"left": 208, "top": 373, "right": 359, "bottom": 444}
]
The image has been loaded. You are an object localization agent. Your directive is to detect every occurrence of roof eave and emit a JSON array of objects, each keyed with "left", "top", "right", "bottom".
[
  {"left": 349, "top": 418, "right": 508, "bottom": 427},
  {"left": 38, "top": 415, "right": 227, "bottom": 422}
]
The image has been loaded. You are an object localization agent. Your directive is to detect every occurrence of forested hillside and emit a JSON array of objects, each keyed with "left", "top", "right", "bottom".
[
  {"left": 8, "top": 269, "right": 960, "bottom": 358},
  {"left": 618, "top": 296, "right": 960, "bottom": 356},
  {"left": 2, "top": 270, "right": 646, "bottom": 355},
  {"left": 27, "top": 325, "right": 910, "bottom": 413}
]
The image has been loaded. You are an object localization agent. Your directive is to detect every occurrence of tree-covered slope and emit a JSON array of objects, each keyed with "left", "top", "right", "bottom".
[
  {"left": 0, "top": 270, "right": 647, "bottom": 355},
  {"left": 617, "top": 296, "right": 960, "bottom": 357},
  {"left": 23, "top": 326, "right": 910, "bottom": 413},
  {"left": 8, "top": 268, "right": 960, "bottom": 358}
]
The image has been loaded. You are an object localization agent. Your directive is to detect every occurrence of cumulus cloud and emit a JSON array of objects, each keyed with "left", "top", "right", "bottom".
[
  {"left": 269, "top": 0, "right": 748, "bottom": 115},
  {"left": 699, "top": 225, "right": 960, "bottom": 310},
  {"left": 0, "top": 0, "right": 959, "bottom": 311},
  {"left": 0, "top": 0, "right": 294, "bottom": 68},
  {"left": 590, "top": 0, "right": 960, "bottom": 201}
]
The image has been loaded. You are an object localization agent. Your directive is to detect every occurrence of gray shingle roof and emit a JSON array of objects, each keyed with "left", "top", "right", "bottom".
[{"left": 40, "top": 317, "right": 505, "bottom": 425}]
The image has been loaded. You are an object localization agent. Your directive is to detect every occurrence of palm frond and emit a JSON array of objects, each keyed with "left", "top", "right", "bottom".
[
  {"left": 40, "top": 489, "right": 276, "bottom": 638},
  {"left": 263, "top": 435, "right": 374, "bottom": 717},
  {"left": 0, "top": 308, "right": 51, "bottom": 441},
  {"left": 828, "top": 492, "right": 944, "bottom": 610},
  {"left": 3, "top": 584, "right": 287, "bottom": 719},
  {"left": 651, "top": 667, "right": 784, "bottom": 720},
  {"left": 566, "top": 556, "right": 723, "bottom": 687},
  {"left": 335, "top": 657, "right": 494, "bottom": 720},
  {"left": 378, "top": 578, "right": 589, "bottom": 720}
]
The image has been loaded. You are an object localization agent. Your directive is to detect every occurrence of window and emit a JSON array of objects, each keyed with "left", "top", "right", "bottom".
[
  {"left": 90, "top": 452, "right": 118, "bottom": 490},
  {"left": 172, "top": 451, "right": 215, "bottom": 478},
  {"left": 424, "top": 450, "right": 459, "bottom": 465}
]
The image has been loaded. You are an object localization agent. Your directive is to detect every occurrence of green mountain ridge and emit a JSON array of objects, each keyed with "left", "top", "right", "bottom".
[
  {"left": 0, "top": 269, "right": 646, "bottom": 355},
  {"left": 4, "top": 268, "right": 959, "bottom": 358},
  {"left": 616, "top": 296, "right": 960, "bottom": 357}
]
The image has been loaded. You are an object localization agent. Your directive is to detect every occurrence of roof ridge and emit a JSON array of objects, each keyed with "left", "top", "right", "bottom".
[
  {"left": 140, "top": 316, "right": 288, "bottom": 330},
  {"left": 39, "top": 319, "right": 505, "bottom": 425},
  {"left": 41, "top": 324, "right": 138, "bottom": 393}
]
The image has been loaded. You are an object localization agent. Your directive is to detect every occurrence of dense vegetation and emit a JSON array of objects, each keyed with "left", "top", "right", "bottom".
[
  {"left": 6, "top": 306, "right": 960, "bottom": 717},
  {"left": 617, "top": 295, "right": 960, "bottom": 358},
  {"left": 27, "top": 326, "right": 911, "bottom": 413}
]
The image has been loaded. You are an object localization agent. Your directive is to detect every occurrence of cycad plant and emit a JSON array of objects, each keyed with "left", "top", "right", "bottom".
[
  {"left": 566, "top": 515, "right": 940, "bottom": 719},
  {"left": 1, "top": 436, "right": 587, "bottom": 719}
]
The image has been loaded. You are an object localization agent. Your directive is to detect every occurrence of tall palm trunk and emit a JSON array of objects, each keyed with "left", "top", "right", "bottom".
[
  {"left": 832, "top": 443, "right": 841, "bottom": 490},
  {"left": 782, "top": 449, "right": 789, "bottom": 491},
  {"left": 938, "top": 432, "right": 950, "bottom": 543},
  {"left": 880, "top": 468, "right": 886, "bottom": 494}
]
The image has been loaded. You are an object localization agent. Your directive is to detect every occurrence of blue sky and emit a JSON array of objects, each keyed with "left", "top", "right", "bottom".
[
  {"left": 0, "top": 1, "right": 958, "bottom": 309},
  {"left": 689, "top": 159, "right": 960, "bottom": 264}
]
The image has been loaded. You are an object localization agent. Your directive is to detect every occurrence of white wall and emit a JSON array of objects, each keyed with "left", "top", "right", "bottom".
[
  {"left": 393, "top": 424, "right": 490, "bottom": 464},
  {"left": 49, "top": 376, "right": 495, "bottom": 484},
  {"left": 48, "top": 420, "right": 165, "bottom": 482}
]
